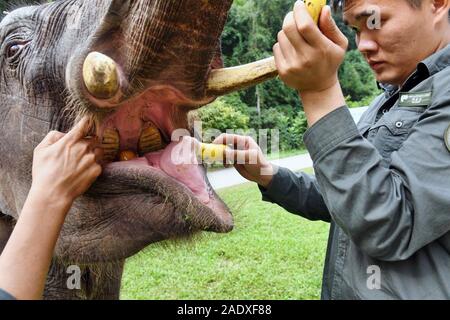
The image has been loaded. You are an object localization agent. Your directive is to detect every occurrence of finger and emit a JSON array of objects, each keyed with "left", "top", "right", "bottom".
[
  {"left": 94, "top": 147, "right": 104, "bottom": 163},
  {"left": 38, "top": 131, "right": 65, "bottom": 148},
  {"left": 88, "top": 163, "right": 103, "bottom": 179},
  {"left": 78, "top": 152, "right": 98, "bottom": 172},
  {"left": 234, "top": 164, "right": 256, "bottom": 182},
  {"left": 273, "top": 43, "right": 289, "bottom": 77},
  {"left": 319, "top": 5, "right": 349, "bottom": 50},
  {"left": 72, "top": 141, "right": 96, "bottom": 162},
  {"left": 282, "top": 11, "right": 308, "bottom": 53},
  {"left": 62, "top": 116, "right": 92, "bottom": 144},
  {"left": 224, "top": 149, "right": 259, "bottom": 165},
  {"left": 293, "top": 0, "right": 324, "bottom": 46},
  {"left": 85, "top": 135, "right": 101, "bottom": 148},
  {"left": 212, "top": 134, "right": 228, "bottom": 145},
  {"left": 278, "top": 31, "right": 299, "bottom": 62},
  {"left": 79, "top": 164, "right": 102, "bottom": 193},
  {"left": 213, "top": 134, "right": 249, "bottom": 149}
]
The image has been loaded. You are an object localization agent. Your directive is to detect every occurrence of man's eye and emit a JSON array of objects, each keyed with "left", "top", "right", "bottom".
[{"left": 7, "top": 43, "right": 25, "bottom": 59}]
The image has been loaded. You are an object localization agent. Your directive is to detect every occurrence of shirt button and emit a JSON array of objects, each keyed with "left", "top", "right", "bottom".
[
  {"left": 382, "top": 109, "right": 389, "bottom": 114},
  {"left": 396, "top": 121, "right": 404, "bottom": 128}
]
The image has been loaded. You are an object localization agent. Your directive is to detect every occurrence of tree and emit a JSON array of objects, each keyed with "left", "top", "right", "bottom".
[{"left": 340, "top": 50, "right": 379, "bottom": 102}]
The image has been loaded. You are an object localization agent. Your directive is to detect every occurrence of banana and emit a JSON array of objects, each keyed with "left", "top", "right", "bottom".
[
  {"left": 305, "top": 0, "right": 327, "bottom": 24},
  {"left": 119, "top": 150, "right": 137, "bottom": 162},
  {"left": 200, "top": 143, "right": 228, "bottom": 164}
]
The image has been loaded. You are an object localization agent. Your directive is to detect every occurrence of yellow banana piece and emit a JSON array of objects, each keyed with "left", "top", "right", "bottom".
[
  {"left": 200, "top": 143, "right": 228, "bottom": 163},
  {"left": 305, "top": 0, "right": 327, "bottom": 24}
]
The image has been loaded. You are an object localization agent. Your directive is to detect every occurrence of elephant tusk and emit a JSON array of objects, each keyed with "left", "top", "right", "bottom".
[
  {"left": 205, "top": 57, "right": 279, "bottom": 96},
  {"left": 83, "top": 52, "right": 120, "bottom": 100},
  {"left": 206, "top": 0, "right": 326, "bottom": 96}
]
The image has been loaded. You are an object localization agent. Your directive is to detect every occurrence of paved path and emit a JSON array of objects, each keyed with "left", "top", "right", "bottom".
[{"left": 207, "top": 153, "right": 313, "bottom": 190}]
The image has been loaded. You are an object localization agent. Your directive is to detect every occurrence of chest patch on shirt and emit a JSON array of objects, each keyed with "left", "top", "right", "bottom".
[
  {"left": 446, "top": 125, "right": 450, "bottom": 153},
  {"left": 399, "top": 91, "right": 432, "bottom": 107}
]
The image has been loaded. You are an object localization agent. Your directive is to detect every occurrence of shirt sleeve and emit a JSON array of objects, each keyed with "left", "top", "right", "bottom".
[
  {"left": 259, "top": 166, "right": 331, "bottom": 222},
  {"left": 0, "top": 288, "right": 16, "bottom": 300},
  {"left": 304, "top": 104, "right": 450, "bottom": 262}
]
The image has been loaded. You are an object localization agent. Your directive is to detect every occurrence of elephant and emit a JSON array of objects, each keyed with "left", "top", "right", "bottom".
[{"left": 0, "top": 0, "right": 277, "bottom": 299}]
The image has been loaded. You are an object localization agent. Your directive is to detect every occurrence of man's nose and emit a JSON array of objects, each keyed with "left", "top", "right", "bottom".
[{"left": 357, "top": 34, "right": 378, "bottom": 55}]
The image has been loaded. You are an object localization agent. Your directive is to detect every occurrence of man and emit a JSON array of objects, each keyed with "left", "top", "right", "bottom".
[{"left": 214, "top": 0, "right": 450, "bottom": 299}]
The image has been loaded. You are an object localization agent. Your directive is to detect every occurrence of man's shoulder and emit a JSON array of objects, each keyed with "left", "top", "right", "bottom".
[
  {"left": 427, "top": 66, "right": 450, "bottom": 112},
  {"left": 429, "top": 65, "right": 450, "bottom": 100}
]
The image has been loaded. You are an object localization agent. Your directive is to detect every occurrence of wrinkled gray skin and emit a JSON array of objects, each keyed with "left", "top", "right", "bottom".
[{"left": 0, "top": 0, "right": 234, "bottom": 299}]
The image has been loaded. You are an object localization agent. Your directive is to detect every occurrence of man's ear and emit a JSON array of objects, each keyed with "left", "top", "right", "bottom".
[{"left": 431, "top": 0, "right": 450, "bottom": 24}]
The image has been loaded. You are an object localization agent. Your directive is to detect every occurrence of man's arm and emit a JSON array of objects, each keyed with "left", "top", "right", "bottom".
[
  {"left": 259, "top": 166, "right": 331, "bottom": 222},
  {"left": 211, "top": 132, "right": 331, "bottom": 222},
  {"left": 303, "top": 99, "right": 450, "bottom": 261}
]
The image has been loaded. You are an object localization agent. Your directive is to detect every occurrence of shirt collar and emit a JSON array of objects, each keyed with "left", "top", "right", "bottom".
[{"left": 420, "top": 43, "right": 450, "bottom": 77}]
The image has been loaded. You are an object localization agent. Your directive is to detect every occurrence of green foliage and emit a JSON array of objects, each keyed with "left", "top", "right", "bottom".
[
  {"left": 197, "top": 98, "right": 249, "bottom": 134},
  {"left": 222, "top": 0, "right": 302, "bottom": 111},
  {"left": 288, "top": 112, "right": 309, "bottom": 150},
  {"left": 340, "top": 50, "right": 380, "bottom": 102}
]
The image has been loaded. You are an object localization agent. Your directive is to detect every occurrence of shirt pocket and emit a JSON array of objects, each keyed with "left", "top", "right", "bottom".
[{"left": 367, "top": 107, "right": 425, "bottom": 163}]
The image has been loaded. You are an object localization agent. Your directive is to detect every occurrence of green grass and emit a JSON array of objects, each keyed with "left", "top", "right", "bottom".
[{"left": 120, "top": 169, "right": 329, "bottom": 300}]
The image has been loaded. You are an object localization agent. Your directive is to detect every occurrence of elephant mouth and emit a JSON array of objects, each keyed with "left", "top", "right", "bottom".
[
  {"left": 74, "top": 49, "right": 278, "bottom": 234},
  {"left": 84, "top": 82, "right": 234, "bottom": 234}
]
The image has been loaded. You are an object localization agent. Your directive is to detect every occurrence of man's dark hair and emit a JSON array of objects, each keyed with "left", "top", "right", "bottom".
[
  {"left": 343, "top": 0, "right": 423, "bottom": 9},
  {"left": 338, "top": 0, "right": 450, "bottom": 21}
]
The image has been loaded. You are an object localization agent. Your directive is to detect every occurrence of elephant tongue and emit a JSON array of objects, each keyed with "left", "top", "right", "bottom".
[{"left": 144, "top": 138, "right": 210, "bottom": 204}]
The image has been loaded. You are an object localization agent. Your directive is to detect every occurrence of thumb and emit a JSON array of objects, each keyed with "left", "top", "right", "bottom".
[
  {"left": 319, "top": 5, "right": 348, "bottom": 50},
  {"left": 62, "top": 116, "right": 92, "bottom": 144}
]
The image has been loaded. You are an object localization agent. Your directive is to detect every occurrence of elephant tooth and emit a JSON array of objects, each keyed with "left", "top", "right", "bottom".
[
  {"left": 101, "top": 128, "right": 119, "bottom": 162},
  {"left": 138, "top": 124, "right": 164, "bottom": 155}
]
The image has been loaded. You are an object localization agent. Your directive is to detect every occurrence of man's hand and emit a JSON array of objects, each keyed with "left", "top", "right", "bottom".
[
  {"left": 274, "top": 2, "right": 348, "bottom": 93},
  {"left": 213, "top": 134, "right": 275, "bottom": 189},
  {"left": 31, "top": 117, "right": 103, "bottom": 206}
]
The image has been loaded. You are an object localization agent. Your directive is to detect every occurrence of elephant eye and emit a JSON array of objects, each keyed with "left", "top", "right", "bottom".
[{"left": 7, "top": 43, "right": 25, "bottom": 59}]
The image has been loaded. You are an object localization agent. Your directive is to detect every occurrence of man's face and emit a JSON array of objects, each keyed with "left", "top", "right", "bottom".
[{"left": 343, "top": 0, "right": 439, "bottom": 86}]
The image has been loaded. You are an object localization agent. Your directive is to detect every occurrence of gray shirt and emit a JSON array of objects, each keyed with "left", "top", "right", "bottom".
[
  {"left": 0, "top": 288, "right": 15, "bottom": 300},
  {"left": 260, "top": 44, "right": 450, "bottom": 300}
]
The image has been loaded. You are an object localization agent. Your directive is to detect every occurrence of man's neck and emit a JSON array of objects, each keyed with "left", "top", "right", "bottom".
[{"left": 437, "top": 26, "right": 450, "bottom": 51}]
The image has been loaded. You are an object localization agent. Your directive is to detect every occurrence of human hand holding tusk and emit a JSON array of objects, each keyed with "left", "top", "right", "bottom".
[{"left": 206, "top": 0, "right": 326, "bottom": 97}]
